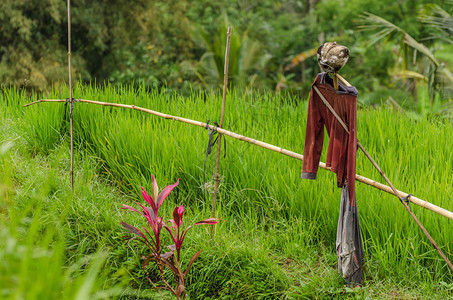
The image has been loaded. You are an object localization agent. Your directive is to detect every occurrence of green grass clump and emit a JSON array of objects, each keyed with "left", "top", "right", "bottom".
[
  {"left": 0, "top": 117, "right": 122, "bottom": 298},
  {"left": 1, "top": 85, "right": 453, "bottom": 299}
]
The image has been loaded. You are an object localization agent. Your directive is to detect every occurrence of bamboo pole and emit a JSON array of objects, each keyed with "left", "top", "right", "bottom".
[
  {"left": 211, "top": 26, "right": 232, "bottom": 218},
  {"left": 23, "top": 98, "right": 453, "bottom": 221},
  {"left": 333, "top": 72, "right": 339, "bottom": 90},
  {"left": 67, "top": 0, "right": 74, "bottom": 192},
  {"left": 326, "top": 75, "right": 453, "bottom": 271},
  {"left": 335, "top": 73, "right": 351, "bottom": 86}
]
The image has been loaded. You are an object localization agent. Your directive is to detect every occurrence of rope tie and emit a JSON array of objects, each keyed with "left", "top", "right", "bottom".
[
  {"left": 401, "top": 194, "right": 413, "bottom": 211},
  {"left": 203, "top": 119, "right": 227, "bottom": 188},
  {"left": 65, "top": 98, "right": 78, "bottom": 118}
]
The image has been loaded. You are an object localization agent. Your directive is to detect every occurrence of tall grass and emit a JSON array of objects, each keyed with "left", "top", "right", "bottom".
[
  {"left": 2, "top": 84, "right": 453, "bottom": 298},
  {"left": 0, "top": 112, "right": 120, "bottom": 298}
]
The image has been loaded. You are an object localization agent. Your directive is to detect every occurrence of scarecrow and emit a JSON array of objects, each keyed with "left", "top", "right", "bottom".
[{"left": 301, "top": 42, "right": 363, "bottom": 286}]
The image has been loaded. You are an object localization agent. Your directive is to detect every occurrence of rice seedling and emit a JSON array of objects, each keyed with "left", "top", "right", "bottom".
[{"left": 2, "top": 84, "right": 453, "bottom": 298}]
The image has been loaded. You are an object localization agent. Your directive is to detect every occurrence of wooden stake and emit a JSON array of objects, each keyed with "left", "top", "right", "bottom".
[
  {"left": 67, "top": 0, "right": 74, "bottom": 192},
  {"left": 211, "top": 26, "right": 232, "bottom": 218},
  {"left": 335, "top": 73, "right": 351, "bottom": 86},
  {"left": 23, "top": 97, "right": 453, "bottom": 222},
  {"left": 333, "top": 72, "right": 339, "bottom": 90}
]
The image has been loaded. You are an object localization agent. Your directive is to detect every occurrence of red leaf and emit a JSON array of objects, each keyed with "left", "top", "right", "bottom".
[
  {"left": 151, "top": 175, "right": 159, "bottom": 204},
  {"left": 175, "top": 284, "right": 185, "bottom": 297},
  {"left": 137, "top": 202, "right": 155, "bottom": 225},
  {"left": 121, "top": 204, "right": 140, "bottom": 213},
  {"left": 161, "top": 251, "right": 174, "bottom": 259},
  {"left": 173, "top": 205, "right": 184, "bottom": 228},
  {"left": 141, "top": 187, "right": 157, "bottom": 213},
  {"left": 184, "top": 250, "right": 201, "bottom": 277},
  {"left": 121, "top": 222, "right": 146, "bottom": 239},
  {"left": 121, "top": 222, "right": 153, "bottom": 248},
  {"left": 161, "top": 257, "right": 179, "bottom": 274},
  {"left": 156, "top": 178, "right": 179, "bottom": 209},
  {"left": 194, "top": 218, "right": 222, "bottom": 225}
]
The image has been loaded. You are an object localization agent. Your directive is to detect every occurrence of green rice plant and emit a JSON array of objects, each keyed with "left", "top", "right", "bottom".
[
  {"left": 5, "top": 84, "right": 453, "bottom": 297},
  {"left": 0, "top": 216, "right": 115, "bottom": 299},
  {"left": 8, "top": 87, "right": 69, "bottom": 155},
  {"left": 0, "top": 140, "right": 122, "bottom": 299}
]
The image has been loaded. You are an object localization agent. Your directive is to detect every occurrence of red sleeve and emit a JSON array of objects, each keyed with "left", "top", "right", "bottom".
[{"left": 302, "top": 86, "right": 324, "bottom": 180}]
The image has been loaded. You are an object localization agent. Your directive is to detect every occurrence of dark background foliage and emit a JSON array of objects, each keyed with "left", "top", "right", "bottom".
[{"left": 1, "top": 0, "right": 453, "bottom": 107}]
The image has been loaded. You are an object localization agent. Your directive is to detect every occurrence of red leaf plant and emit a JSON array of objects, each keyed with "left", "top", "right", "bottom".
[{"left": 121, "top": 176, "right": 220, "bottom": 299}]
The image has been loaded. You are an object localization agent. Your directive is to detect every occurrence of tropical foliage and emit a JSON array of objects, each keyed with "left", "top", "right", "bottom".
[{"left": 3, "top": 1, "right": 453, "bottom": 110}]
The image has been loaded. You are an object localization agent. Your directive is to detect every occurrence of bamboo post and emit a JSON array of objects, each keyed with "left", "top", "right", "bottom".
[
  {"left": 211, "top": 26, "right": 232, "bottom": 218},
  {"left": 67, "top": 0, "right": 74, "bottom": 191},
  {"left": 23, "top": 97, "right": 453, "bottom": 221},
  {"left": 335, "top": 73, "right": 351, "bottom": 86},
  {"left": 333, "top": 72, "right": 339, "bottom": 90}
]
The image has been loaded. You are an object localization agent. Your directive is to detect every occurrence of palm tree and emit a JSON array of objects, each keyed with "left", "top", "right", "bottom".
[
  {"left": 359, "top": 11, "right": 453, "bottom": 104},
  {"left": 192, "top": 18, "right": 271, "bottom": 90},
  {"left": 420, "top": 3, "right": 453, "bottom": 44}
]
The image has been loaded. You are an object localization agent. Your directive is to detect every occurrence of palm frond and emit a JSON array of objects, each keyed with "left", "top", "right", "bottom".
[
  {"left": 193, "top": 16, "right": 270, "bottom": 89},
  {"left": 437, "top": 101, "right": 453, "bottom": 119},
  {"left": 360, "top": 11, "right": 453, "bottom": 100},
  {"left": 392, "top": 70, "right": 428, "bottom": 82},
  {"left": 403, "top": 33, "right": 439, "bottom": 67},
  {"left": 420, "top": 4, "right": 453, "bottom": 38},
  {"left": 358, "top": 12, "right": 403, "bottom": 45}
]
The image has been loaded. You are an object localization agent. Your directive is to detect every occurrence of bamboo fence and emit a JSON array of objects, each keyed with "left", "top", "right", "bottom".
[{"left": 23, "top": 98, "right": 453, "bottom": 221}]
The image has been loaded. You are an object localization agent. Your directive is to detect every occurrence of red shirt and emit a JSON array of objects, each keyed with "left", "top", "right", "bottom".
[{"left": 301, "top": 73, "right": 358, "bottom": 204}]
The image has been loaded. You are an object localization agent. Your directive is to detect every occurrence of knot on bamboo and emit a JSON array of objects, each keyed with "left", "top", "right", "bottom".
[{"left": 401, "top": 194, "right": 413, "bottom": 210}]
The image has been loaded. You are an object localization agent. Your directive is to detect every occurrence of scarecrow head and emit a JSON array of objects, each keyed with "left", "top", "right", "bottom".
[{"left": 317, "top": 42, "right": 350, "bottom": 73}]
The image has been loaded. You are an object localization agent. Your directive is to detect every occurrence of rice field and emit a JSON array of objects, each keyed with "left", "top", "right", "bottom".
[{"left": 1, "top": 84, "right": 452, "bottom": 299}]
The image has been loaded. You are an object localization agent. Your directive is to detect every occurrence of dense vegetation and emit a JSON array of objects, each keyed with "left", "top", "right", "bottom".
[
  {"left": 2, "top": 0, "right": 453, "bottom": 298},
  {"left": 1, "top": 85, "right": 452, "bottom": 298},
  {"left": 2, "top": 0, "right": 453, "bottom": 111}
]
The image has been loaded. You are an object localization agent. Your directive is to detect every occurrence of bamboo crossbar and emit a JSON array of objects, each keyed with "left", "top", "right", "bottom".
[{"left": 23, "top": 98, "right": 453, "bottom": 221}]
